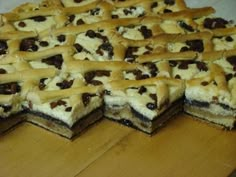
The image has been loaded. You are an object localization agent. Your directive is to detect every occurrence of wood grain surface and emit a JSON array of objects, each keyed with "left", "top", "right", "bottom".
[{"left": 0, "top": 114, "right": 235, "bottom": 177}]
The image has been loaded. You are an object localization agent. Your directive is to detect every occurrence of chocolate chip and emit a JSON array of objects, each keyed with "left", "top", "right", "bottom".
[
  {"left": 74, "top": 0, "right": 82, "bottom": 3},
  {"left": 90, "top": 8, "right": 100, "bottom": 16},
  {"left": 0, "top": 68, "right": 7, "bottom": 74},
  {"left": 186, "top": 40, "right": 204, "bottom": 52},
  {"left": 57, "top": 35, "right": 66, "bottom": 43},
  {"left": 39, "top": 41, "right": 49, "bottom": 47},
  {"left": 96, "top": 33, "right": 108, "bottom": 42},
  {"left": 84, "top": 71, "right": 96, "bottom": 83},
  {"left": 65, "top": 107, "right": 72, "bottom": 112},
  {"left": 196, "top": 61, "right": 208, "bottom": 71},
  {"left": 178, "top": 21, "right": 194, "bottom": 32},
  {"left": 97, "top": 42, "right": 114, "bottom": 58},
  {"left": 138, "top": 13, "right": 145, "bottom": 17},
  {"left": 125, "top": 47, "right": 138, "bottom": 62},
  {"left": 163, "top": 9, "right": 172, "bottom": 13},
  {"left": 68, "top": 15, "right": 75, "bottom": 22},
  {"left": 39, "top": 78, "right": 47, "bottom": 90},
  {"left": 89, "top": 80, "right": 103, "bottom": 86},
  {"left": 139, "top": 26, "right": 152, "bottom": 39},
  {"left": 144, "top": 62, "right": 158, "bottom": 77},
  {"left": 146, "top": 102, "right": 157, "bottom": 110},
  {"left": 138, "top": 86, "right": 147, "bottom": 94},
  {"left": 50, "top": 100, "right": 67, "bottom": 109},
  {"left": 175, "top": 74, "right": 181, "bottom": 79},
  {"left": 180, "top": 46, "right": 189, "bottom": 52},
  {"left": 226, "top": 73, "right": 233, "bottom": 82},
  {"left": 0, "top": 82, "right": 21, "bottom": 95},
  {"left": 169, "top": 61, "right": 177, "bottom": 67},
  {"left": 18, "top": 21, "right": 26, "bottom": 27},
  {"left": 111, "top": 15, "right": 119, "bottom": 19},
  {"left": 0, "top": 40, "right": 8, "bottom": 55},
  {"left": 82, "top": 93, "right": 96, "bottom": 107},
  {"left": 20, "top": 38, "right": 38, "bottom": 52},
  {"left": 151, "top": 2, "right": 158, "bottom": 9},
  {"left": 76, "top": 18, "right": 85, "bottom": 25},
  {"left": 86, "top": 30, "right": 96, "bottom": 38},
  {"left": 74, "top": 43, "right": 83, "bottom": 53},
  {"left": 123, "top": 9, "right": 132, "bottom": 15},
  {"left": 178, "top": 61, "right": 194, "bottom": 70},
  {"left": 0, "top": 105, "right": 12, "bottom": 112},
  {"left": 30, "top": 16, "right": 47, "bottom": 22},
  {"left": 164, "top": 0, "right": 175, "bottom": 5},
  {"left": 203, "top": 18, "right": 228, "bottom": 29},
  {"left": 149, "top": 94, "right": 157, "bottom": 102},
  {"left": 56, "top": 80, "right": 74, "bottom": 89},
  {"left": 225, "top": 36, "right": 234, "bottom": 42},
  {"left": 226, "top": 56, "right": 236, "bottom": 66},
  {"left": 201, "top": 81, "right": 209, "bottom": 86},
  {"left": 41, "top": 54, "right": 63, "bottom": 69}
]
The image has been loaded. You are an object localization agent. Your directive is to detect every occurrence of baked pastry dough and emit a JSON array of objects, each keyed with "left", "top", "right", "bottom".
[{"left": 0, "top": 0, "right": 235, "bottom": 138}]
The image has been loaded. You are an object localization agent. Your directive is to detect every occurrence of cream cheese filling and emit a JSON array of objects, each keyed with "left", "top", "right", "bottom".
[{"left": 14, "top": 16, "right": 56, "bottom": 32}]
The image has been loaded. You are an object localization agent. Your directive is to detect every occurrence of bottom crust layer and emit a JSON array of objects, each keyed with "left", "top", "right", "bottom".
[
  {"left": 105, "top": 99, "right": 183, "bottom": 134},
  {"left": 184, "top": 104, "right": 236, "bottom": 129},
  {"left": 0, "top": 113, "right": 25, "bottom": 135},
  {"left": 26, "top": 108, "right": 104, "bottom": 139}
]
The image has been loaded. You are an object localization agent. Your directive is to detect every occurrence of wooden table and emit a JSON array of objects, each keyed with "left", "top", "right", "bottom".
[{"left": 0, "top": 114, "right": 235, "bottom": 177}]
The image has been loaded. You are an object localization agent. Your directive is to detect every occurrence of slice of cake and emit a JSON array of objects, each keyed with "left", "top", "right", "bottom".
[
  {"left": 103, "top": 77, "right": 185, "bottom": 133},
  {"left": 26, "top": 85, "right": 104, "bottom": 138},
  {"left": 184, "top": 62, "right": 236, "bottom": 129}
]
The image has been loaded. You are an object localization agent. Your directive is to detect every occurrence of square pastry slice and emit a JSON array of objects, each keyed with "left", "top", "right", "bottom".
[
  {"left": 26, "top": 85, "right": 104, "bottom": 138},
  {"left": 103, "top": 77, "right": 185, "bottom": 133},
  {"left": 184, "top": 63, "right": 236, "bottom": 129}
]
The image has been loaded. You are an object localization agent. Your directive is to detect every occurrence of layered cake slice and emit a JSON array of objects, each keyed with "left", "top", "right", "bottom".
[
  {"left": 184, "top": 62, "right": 236, "bottom": 129},
  {"left": 103, "top": 77, "right": 185, "bottom": 133},
  {"left": 26, "top": 85, "right": 104, "bottom": 138},
  {"left": 0, "top": 65, "right": 57, "bottom": 133}
]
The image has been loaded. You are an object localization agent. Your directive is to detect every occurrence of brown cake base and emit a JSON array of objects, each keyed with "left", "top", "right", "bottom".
[
  {"left": 184, "top": 104, "right": 236, "bottom": 129},
  {"left": 26, "top": 108, "right": 104, "bottom": 139},
  {"left": 105, "top": 99, "right": 183, "bottom": 134},
  {"left": 0, "top": 113, "right": 25, "bottom": 134}
]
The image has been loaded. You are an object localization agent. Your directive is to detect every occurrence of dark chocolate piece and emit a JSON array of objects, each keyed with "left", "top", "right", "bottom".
[
  {"left": 74, "top": 43, "right": 84, "bottom": 53},
  {"left": 0, "top": 68, "right": 7, "bottom": 74},
  {"left": 151, "top": 2, "right": 158, "bottom": 9},
  {"left": 30, "top": 16, "right": 47, "bottom": 22},
  {"left": 50, "top": 100, "right": 67, "bottom": 109},
  {"left": 39, "top": 41, "right": 49, "bottom": 47},
  {"left": 82, "top": 93, "right": 96, "bottom": 107},
  {"left": 164, "top": 0, "right": 175, "bottom": 5},
  {"left": 18, "top": 21, "right": 26, "bottom": 27},
  {"left": 76, "top": 19, "right": 85, "bottom": 25},
  {"left": 0, "top": 82, "right": 21, "bottom": 95},
  {"left": 39, "top": 78, "right": 47, "bottom": 90},
  {"left": 0, "top": 105, "right": 12, "bottom": 112},
  {"left": 138, "top": 86, "right": 147, "bottom": 95},
  {"left": 20, "top": 38, "right": 38, "bottom": 52},
  {"left": 56, "top": 80, "right": 74, "bottom": 89},
  {"left": 178, "top": 21, "right": 194, "bottom": 32},
  {"left": 186, "top": 40, "right": 204, "bottom": 52},
  {"left": 0, "top": 40, "right": 8, "bottom": 55},
  {"left": 41, "top": 54, "right": 63, "bottom": 69},
  {"left": 203, "top": 18, "right": 228, "bottom": 29},
  {"left": 139, "top": 26, "right": 153, "bottom": 39}
]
